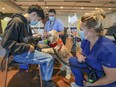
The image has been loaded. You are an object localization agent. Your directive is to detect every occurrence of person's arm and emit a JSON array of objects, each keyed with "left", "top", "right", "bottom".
[
  {"left": 57, "top": 19, "right": 64, "bottom": 35},
  {"left": 33, "top": 33, "right": 41, "bottom": 37},
  {"left": 1, "top": 20, "right": 30, "bottom": 54},
  {"left": 76, "top": 50, "right": 86, "bottom": 63},
  {"left": 85, "top": 66, "right": 116, "bottom": 86},
  {"left": 85, "top": 46, "right": 116, "bottom": 86},
  {"left": 29, "top": 44, "right": 35, "bottom": 53},
  {"left": 58, "top": 31, "right": 64, "bottom": 35},
  {"left": 75, "top": 40, "right": 87, "bottom": 62}
]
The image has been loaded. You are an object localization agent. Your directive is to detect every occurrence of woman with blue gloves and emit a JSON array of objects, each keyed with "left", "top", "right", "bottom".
[{"left": 69, "top": 9, "right": 116, "bottom": 87}]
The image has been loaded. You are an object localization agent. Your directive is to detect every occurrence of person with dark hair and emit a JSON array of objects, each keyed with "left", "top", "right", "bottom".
[
  {"left": 27, "top": 5, "right": 45, "bottom": 20},
  {"left": 106, "top": 23, "right": 116, "bottom": 36},
  {"left": 42, "top": 13, "right": 49, "bottom": 25},
  {"left": 48, "top": 9, "right": 56, "bottom": 14},
  {"left": 1, "top": 5, "right": 56, "bottom": 87},
  {"left": 45, "top": 9, "right": 64, "bottom": 36},
  {"left": 69, "top": 9, "right": 116, "bottom": 87}
]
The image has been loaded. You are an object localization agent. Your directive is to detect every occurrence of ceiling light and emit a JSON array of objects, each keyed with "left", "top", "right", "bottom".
[
  {"left": 85, "top": 13, "right": 88, "bottom": 15},
  {"left": 95, "top": 7, "right": 98, "bottom": 9},
  {"left": 81, "top": 7, "right": 84, "bottom": 9},
  {"left": 108, "top": 8, "right": 111, "bottom": 10},
  {"left": 2, "top": 7, "right": 4, "bottom": 10},
  {"left": 60, "top": 6, "right": 63, "bottom": 9},
  {"left": 46, "top": 7, "right": 48, "bottom": 9}
]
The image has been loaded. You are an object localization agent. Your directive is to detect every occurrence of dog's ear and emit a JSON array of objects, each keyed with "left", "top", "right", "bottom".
[{"left": 55, "top": 30, "right": 58, "bottom": 34}]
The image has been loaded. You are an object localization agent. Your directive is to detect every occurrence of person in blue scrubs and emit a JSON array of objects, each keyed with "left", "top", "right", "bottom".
[
  {"left": 45, "top": 9, "right": 66, "bottom": 44},
  {"left": 69, "top": 9, "right": 116, "bottom": 87},
  {"left": 45, "top": 9, "right": 64, "bottom": 36}
]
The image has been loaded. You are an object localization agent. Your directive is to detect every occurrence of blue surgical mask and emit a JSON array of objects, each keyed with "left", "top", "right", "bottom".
[
  {"left": 49, "top": 16, "right": 55, "bottom": 21},
  {"left": 30, "top": 20, "right": 38, "bottom": 25},
  {"left": 79, "top": 30, "right": 85, "bottom": 40}
]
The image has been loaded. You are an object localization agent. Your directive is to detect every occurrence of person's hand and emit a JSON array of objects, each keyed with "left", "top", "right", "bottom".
[
  {"left": 43, "top": 32, "right": 50, "bottom": 39},
  {"left": 76, "top": 53, "right": 86, "bottom": 63},
  {"left": 33, "top": 33, "right": 41, "bottom": 38},
  {"left": 83, "top": 81, "right": 93, "bottom": 86},
  {"left": 29, "top": 45, "right": 35, "bottom": 52}
]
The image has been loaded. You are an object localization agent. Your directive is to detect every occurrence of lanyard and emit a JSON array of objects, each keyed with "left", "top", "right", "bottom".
[{"left": 49, "top": 20, "right": 56, "bottom": 31}]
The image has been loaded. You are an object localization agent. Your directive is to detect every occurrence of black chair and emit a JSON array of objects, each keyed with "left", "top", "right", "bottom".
[
  {"left": 106, "top": 26, "right": 116, "bottom": 36},
  {"left": 1, "top": 50, "right": 43, "bottom": 87},
  {"left": 60, "top": 27, "right": 68, "bottom": 45},
  {"left": 113, "top": 33, "right": 116, "bottom": 44}
]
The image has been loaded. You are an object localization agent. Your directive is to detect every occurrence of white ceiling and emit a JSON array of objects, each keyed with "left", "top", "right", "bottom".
[{"left": 0, "top": 0, "right": 116, "bottom": 15}]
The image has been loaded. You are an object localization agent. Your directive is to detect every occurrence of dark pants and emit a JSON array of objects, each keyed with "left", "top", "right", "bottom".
[{"left": 60, "top": 35, "right": 66, "bottom": 45}]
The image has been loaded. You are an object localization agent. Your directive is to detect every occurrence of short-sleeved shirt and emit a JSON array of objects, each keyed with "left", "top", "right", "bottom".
[
  {"left": 81, "top": 36, "right": 116, "bottom": 69},
  {"left": 45, "top": 18, "right": 64, "bottom": 32},
  {"left": 81, "top": 36, "right": 116, "bottom": 86}
]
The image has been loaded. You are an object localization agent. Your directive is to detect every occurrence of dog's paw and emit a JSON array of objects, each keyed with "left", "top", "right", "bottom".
[
  {"left": 41, "top": 49, "right": 49, "bottom": 53},
  {"left": 65, "top": 74, "right": 71, "bottom": 80},
  {"left": 41, "top": 48, "right": 54, "bottom": 54}
]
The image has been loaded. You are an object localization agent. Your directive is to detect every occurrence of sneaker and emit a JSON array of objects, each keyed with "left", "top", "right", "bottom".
[
  {"left": 43, "top": 80, "right": 57, "bottom": 87},
  {"left": 19, "top": 68, "right": 29, "bottom": 73}
]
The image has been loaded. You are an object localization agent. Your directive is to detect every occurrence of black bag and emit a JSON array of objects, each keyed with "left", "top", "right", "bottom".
[
  {"left": 86, "top": 62, "right": 105, "bottom": 83},
  {"left": 87, "top": 70, "right": 99, "bottom": 83}
]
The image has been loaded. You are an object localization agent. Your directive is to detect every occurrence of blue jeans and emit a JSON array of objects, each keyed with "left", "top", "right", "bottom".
[
  {"left": 13, "top": 50, "right": 54, "bottom": 81},
  {"left": 69, "top": 57, "right": 116, "bottom": 87}
]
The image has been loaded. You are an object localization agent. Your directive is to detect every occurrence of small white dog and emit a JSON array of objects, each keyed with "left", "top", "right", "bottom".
[{"left": 41, "top": 30, "right": 72, "bottom": 79}]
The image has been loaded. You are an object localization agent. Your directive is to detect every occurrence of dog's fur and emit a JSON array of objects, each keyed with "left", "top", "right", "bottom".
[{"left": 41, "top": 30, "right": 72, "bottom": 79}]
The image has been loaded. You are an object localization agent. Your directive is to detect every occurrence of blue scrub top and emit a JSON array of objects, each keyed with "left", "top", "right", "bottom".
[
  {"left": 81, "top": 36, "right": 116, "bottom": 70},
  {"left": 45, "top": 18, "right": 64, "bottom": 32},
  {"left": 81, "top": 36, "right": 116, "bottom": 86}
]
